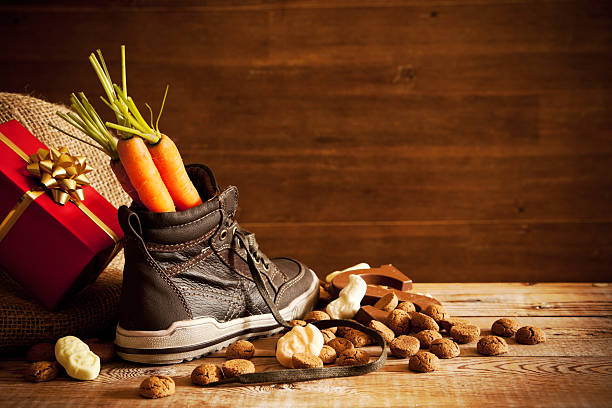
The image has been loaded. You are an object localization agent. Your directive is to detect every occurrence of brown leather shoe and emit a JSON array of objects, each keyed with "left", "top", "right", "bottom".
[{"left": 114, "top": 165, "right": 319, "bottom": 364}]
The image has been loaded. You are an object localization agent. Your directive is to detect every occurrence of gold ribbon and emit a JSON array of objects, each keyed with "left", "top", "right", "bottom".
[
  {"left": 0, "top": 130, "right": 119, "bottom": 245},
  {"left": 26, "top": 146, "right": 93, "bottom": 205}
]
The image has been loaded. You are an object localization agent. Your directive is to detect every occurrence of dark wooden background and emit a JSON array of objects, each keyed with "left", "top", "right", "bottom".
[{"left": 1, "top": 0, "right": 611, "bottom": 282}]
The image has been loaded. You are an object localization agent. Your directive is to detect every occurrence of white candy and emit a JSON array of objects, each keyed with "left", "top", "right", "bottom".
[
  {"left": 55, "top": 336, "right": 99, "bottom": 381},
  {"left": 65, "top": 351, "right": 100, "bottom": 381},
  {"left": 326, "top": 274, "right": 367, "bottom": 319},
  {"left": 275, "top": 324, "right": 324, "bottom": 368},
  {"left": 325, "top": 262, "right": 371, "bottom": 284},
  {"left": 55, "top": 336, "right": 90, "bottom": 368}
]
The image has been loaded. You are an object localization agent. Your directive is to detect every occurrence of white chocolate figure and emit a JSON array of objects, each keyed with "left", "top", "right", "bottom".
[
  {"left": 55, "top": 335, "right": 100, "bottom": 381},
  {"left": 326, "top": 274, "right": 367, "bottom": 319},
  {"left": 276, "top": 324, "right": 324, "bottom": 368},
  {"left": 65, "top": 351, "right": 100, "bottom": 381}
]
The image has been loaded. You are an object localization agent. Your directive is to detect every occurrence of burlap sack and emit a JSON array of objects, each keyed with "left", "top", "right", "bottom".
[{"left": 0, "top": 92, "right": 130, "bottom": 353}]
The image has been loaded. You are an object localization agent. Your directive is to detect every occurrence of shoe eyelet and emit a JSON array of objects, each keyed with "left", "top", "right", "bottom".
[
  {"left": 219, "top": 229, "right": 228, "bottom": 241},
  {"left": 263, "top": 263, "right": 270, "bottom": 271},
  {"left": 254, "top": 257, "right": 260, "bottom": 265}
]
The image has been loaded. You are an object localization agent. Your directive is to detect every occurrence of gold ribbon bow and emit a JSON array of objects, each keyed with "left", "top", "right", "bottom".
[{"left": 26, "top": 147, "right": 93, "bottom": 205}]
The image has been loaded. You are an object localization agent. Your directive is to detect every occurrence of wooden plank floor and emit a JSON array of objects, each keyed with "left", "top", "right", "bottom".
[{"left": 0, "top": 282, "right": 610, "bottom": 407}]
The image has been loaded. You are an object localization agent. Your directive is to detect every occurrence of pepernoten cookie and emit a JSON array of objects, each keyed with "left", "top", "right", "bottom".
[
  {"left": 410, "top": 312, "right": 439, "bottom": 332},
  {"left": 423, "top": 304, "right": 448, "bottom": 323},
  {"left": 222, "top": 359, "right": 256, "bottom": 378},
  {"left": 491, "top": 318, "right": 520, "bottom": 337},
  {"left": 450, "top": 324, "right": 480, "bottom": 344},
  {"left": 477, "top": 336, "right": 509, "bottom": 356},
  {"left": 337, "top": 349, "right": 370, "bottom": 366},
  {"left": 409, "top": 351, "right": 439, "bottom": 373},
  {"left": 24, "top": 361, "right": 60, "bottom": 382},
  {"left": 89, "top": 342, "right": 115, "bottom": 363},
  {"left": 327, "top": 338, "right": 354, "bottom": 355},
  {"left": 374, "top": 292, "right": 399, "bottom": 312},
  {"left": 516, "top": 326, "right": 546, "bottom": 345},
  {"left": 396, "top": 301, "right": 416, "bottom": 313},
  {"left": 368, "top": 320, "right": 395, "bottom": 344},
  {"left": 386, "top": 309, "right": 411, "bottom": 335},
  {"left": 292, "top": 352, "right": 324, "bottom": 369},
  {"left": 439, "top": 317, "right": 471, "bottom": 333},
  {"left": 390, "top": 336, "right": 420, "bottom": 358},
  {"left": 430, "top": 338, "right": 460, "bottom": 359},
  {"left": 139, "top": 375, "right": 175, "bottom": 399},
  {"left": 319, "top": 345, "right": 337, "bottom": 364},
  {"left": 413, "top": 330, "right": 442, "bottom": 349},
  {"left": 321, "top": 329, "right": 336, "bottom": 344},
  {"left": 226, "top": 340, "right": 255, "bottom": 360},
  {"left": 343, "top": 328, "right": 372, "bottom": 347},
  {"left": 192, "top": 364, "right": 223, "bottom": 385}
]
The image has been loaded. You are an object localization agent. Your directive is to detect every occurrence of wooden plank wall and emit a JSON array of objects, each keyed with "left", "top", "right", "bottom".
[{"left": 1, "top": 0, "right": 611, "bottom": 282}]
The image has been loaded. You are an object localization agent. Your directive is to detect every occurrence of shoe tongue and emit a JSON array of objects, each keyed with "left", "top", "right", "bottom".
[{"left": 186, "top": 164, "right": 219, "bottom": 201}]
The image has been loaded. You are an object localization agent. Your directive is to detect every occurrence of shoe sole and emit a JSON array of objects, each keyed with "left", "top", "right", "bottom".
[{"left": 114, "top": 269, "right": 319, "bottom": 364}]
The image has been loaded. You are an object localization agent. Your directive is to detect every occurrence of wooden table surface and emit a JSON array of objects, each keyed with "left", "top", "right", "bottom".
[{"left": 1, "top": 282, "right": 610, "bottom": 407}]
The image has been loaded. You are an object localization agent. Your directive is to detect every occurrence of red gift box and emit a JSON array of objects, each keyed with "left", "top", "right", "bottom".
[{"left": 0, "top": 119, "right": 123, "bottom": 310}]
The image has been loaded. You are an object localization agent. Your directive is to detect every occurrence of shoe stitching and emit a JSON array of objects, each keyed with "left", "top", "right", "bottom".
[
  {"left": 136, "top": 237, "right": 193, "bottom": 319},
  {"left": 275, "top": 265, "right": 306, "bottom": 305},
  {"left": 147, "top": 227, "right": 217, "bottom": 252},
  {"left": 222, "top": 282, "right": 239, "bottom": 322},
  {"left": 165, "top": 247, "right": 213, "bottom": 277}
]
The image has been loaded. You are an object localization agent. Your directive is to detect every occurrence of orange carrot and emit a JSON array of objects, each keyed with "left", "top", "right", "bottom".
[
  {"left": 147, "top": 134, "right": 202, "bottom": 211},
  {"left": 117, "top": 137, "right": 175, "bottom": 212},
  {"left": 110, "top": 159, "right": 143, "bottom": 206}
]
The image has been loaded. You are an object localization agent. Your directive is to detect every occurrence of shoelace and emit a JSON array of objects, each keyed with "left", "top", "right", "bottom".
[{"left": 205, "top": 227, "right": 388, "bottom": 386}]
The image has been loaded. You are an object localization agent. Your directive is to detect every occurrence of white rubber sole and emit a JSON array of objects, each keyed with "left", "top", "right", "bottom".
[{"left": 115, "top": 269, "right": 319, "bottom": 364}]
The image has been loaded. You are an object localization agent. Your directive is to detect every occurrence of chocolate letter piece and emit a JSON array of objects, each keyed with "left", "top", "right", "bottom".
[{"left": 330, "top": 264, "right": 442, "bottom": 313}]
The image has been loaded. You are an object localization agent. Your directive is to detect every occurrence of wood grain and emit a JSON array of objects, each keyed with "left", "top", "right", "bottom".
[
  {"left": 0, "top": 0, "right": 611, "bottom": 281},
  {"left": 0, "top": 283, "right": 611, "bottom": 407}
]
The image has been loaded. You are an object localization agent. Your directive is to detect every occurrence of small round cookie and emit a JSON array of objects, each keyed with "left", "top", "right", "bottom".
[
  {"left": 222, "top": 359, "right": 256, "bottom": 378},
  {"left": 439, "top": 317, "right": 471, "bottom": 333},
  {"left": 477, "top": 336, "right": 509, "bottom": 356},
  {"left": 305, "top": 310, "right": 337, "bottom": 334},
  {"left": 374, "top": 292, "right": 399, "bottom": 312},
  {"left": 24, "top": 361, "right": 59, "bottom": 382},
  {"left": 491, "top": 318, "right": 520, "bottom": 337},
  {"left": 413, "top": 330, "right": 443, "bottom": 349},
  {"left": 396, "top": 301, "right": 416, "bottom": 313},
  {"left": 139, "top": 375, "right": 175, "bottom": 399},
  {"left": 450, "top": 324, "right": 480, "bottom": 344},
  {"left": 390, "top": 335, "right": 420, "bottom": 358},
  {"left": 386, "top": 309, "right": 411, "bottom": 335},
  {"left": 410, "top": 312, "right": 439, "bottom": 332},
  {"left": 327, "top": 338, "right": 354, "bottom": 355},
  {"left": 423, "top": 304, "right": 448, "bottom": 323},
  {"left": 191, "top": 363, "right": 223, "bottom": 385},
  {"left": 430, "top": 338, "right": 460, "bottom": 359},
  {"left": 25, "top": 343, "right": 55, "bottom": 362},
  {"left": 336, "top": 320, "right": 358, "bottom": 337},
  {"left": 289, "top": 320, "right": 307, "bottom": 327},
  {"left": 292, "top": 352, "right": 324, "bottom": 369},
  {"left": 343, "top": 328, "right": 372, "bottom": 348},
  {"left": 408, "top": 351, "right": 439, "bottom": 373},
  {"left": 368, "top": 320, "right": 395, "bottom": 344},
  {"left": 516, "top": 326, "right": 546, "bottom": 345},
  {"left": 321, "top": 329, "right": 336, "bottom": 344},
  {"left": 89, "top": 342, "right": 116, "bottom": 363},
  {"left": 337, "top": 349, "right": 370, "bottom": 366},
  {"left": 304, "top": 310, "right": 330, "bottom": 323},
  {"left": 225, "top": 340, "right": 255, "bottom": 360},
  {"left": 319, "top": 345, "right": 337, "bottom": 364}
]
